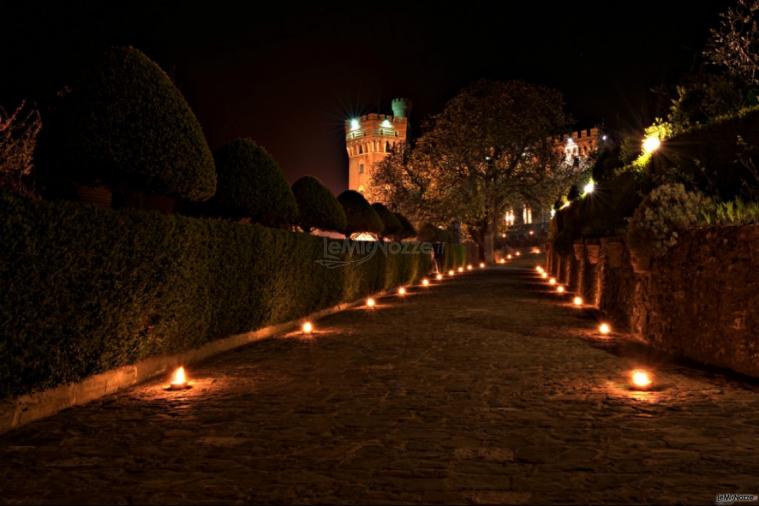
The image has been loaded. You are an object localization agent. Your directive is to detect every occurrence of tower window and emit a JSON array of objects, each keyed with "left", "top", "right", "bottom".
[{"left": 359, "top": 164, "right": 365, "bottom": 174}]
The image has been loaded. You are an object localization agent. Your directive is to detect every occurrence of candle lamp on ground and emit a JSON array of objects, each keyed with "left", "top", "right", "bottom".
[
  {"left": 479, "top": 262, "right": 485, "bottom": 268},
  {"left": 556, "top": 285, "right": 565, "bottom": 294},
  {"left": 598, "top": 322, "right": 611, "bottom": 335},
  {"left": 398, "top": 287, "right": 407, "bottom": 296},
  {"left": 366, "top": 297, "right": 376, "bottom": 308},
  {"left": 630, "top": 369, "right": 653, "bottom": 390},
  {"left": 166, "top": 366, "right": 191, "bottom": 391},
  {"left": 302, "top": 321, "right": 314, "bottom": 334},
  {"left": 448, "top": 269, "right": 455, "bottom": 276},
  {"left": 436, "top": 273, "right": 443, "bottom": 281},
  {"left": 573, "top": 296, "right": 583, "bottom": 307},
  {"left": 421, "top": 278, "right": 430, "bottom": 287},
  {"left": 458, "top": 267, "right": 464, "bottom": 273},
  {"left": 548, "top": 277, "right": 557, "bottom": 285}
]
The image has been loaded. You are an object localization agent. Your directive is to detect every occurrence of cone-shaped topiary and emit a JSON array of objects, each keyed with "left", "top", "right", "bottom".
[
  {"left": 291, "top": 176, "right": 346, "bottom": 233},
  {"left": 212, "top": 138, "right": 298, "bottom": 227},
  {"left": 371, "top": 203, "right": 403, "bottom": 239},
  {"left": 39, "top": 46, "right": 216, "bottom": 201},
  {"left": 337, "top": 190, "right": 384, "bottom": 236},
  {"left": 394, "top": 212, "right": 417, "bottom": 239}
]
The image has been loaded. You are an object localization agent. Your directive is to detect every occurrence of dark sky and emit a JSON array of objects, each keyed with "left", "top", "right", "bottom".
[{"left": 2, "top": 1, "right": 726, "bottom": 193}]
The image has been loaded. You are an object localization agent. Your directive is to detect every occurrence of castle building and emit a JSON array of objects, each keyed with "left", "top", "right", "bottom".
[{"left": 345, "top": 98, "right": 409, "bottom": 195}]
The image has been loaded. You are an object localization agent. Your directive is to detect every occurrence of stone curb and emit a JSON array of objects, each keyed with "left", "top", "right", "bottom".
[{"left": 0, "top": 288, "right": 402, "bottom": 435}]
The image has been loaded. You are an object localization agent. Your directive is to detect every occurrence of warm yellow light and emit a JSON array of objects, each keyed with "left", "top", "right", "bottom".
[
  {"left": 529, "top": 230, "right": 534, "bottom": 235},
  {"left": 535, "top": 266, "right": 542, "bottom": 273},
  {"left": 458, "top": 267, "right": 464, "bottom": 273},
  {"left": 302, "top": 321, "right": 314, "bottom": 334},
  {"left": 573, "top": 296, "right": 583, "bottom": 306},
  {"left": 541, "top": 272, "right": 548, "bottom": 279},
  {"left": 167, "top": 366, "right": 189, "bottom": 390},
  {"left": 422, "top": 278, "right": 430, "bottom": 287},
  {"left": 630, "top": 369, "right": 653, "bottom": 390},
  {"left": 642, "top": 135, "right": 661, "bottom": 154},
  {"left": 398, "top": 287, "right": 407, "bottom": 296},
  {"left": 548, "top": 277, "right": 557, "bottom": 285},
  {"left": 556, "top": 285, "right": 565, "bottom": 294},
  {"left": 366, "top": 297, "right": 376, "bottom": 308},
  {"left": 516, "top": 251, "right": 521, "bottom": 257},
  {"left": 436, "top": 273, "right": 443, "bottom": 281},
  {"left": 599, "top": 322, "right": 611, "bottom": 335},
  {"left": 479, "top": 262, "right": 485, "bottom": 268},
  {"left": 448, "top": 269, "right": 455, "bottom": 276},
  {"left": 467, "top": 264, "right": 473, "bottom": 270},
  {"left": 507, "top": 254, "right": 512, "bottom": 260}
]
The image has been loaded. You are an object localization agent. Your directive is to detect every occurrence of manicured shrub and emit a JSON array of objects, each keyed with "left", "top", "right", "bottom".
[
  {"left": 371, "top": 203, "right": 403, "bottom": 238},
  {"left": 212, "top": 139, "right": 298, "bottom": 226},
  {"left": 394, "top": 212, "right": 417, "bottom": 239},
  {"left": 417, "top": 222, "right": 452, "bottom": 243},
  {"left": 38, "top": 46, "right": 216, "bottom": 201},
  {"left": 337, "top": 190, "right": 384, "bottom": 235},
  {"left": 291, "top": 176, "right": 346, "bottom": 233},
  {"left": 0, "top": 192, "right": 431, "bottom": 397}
]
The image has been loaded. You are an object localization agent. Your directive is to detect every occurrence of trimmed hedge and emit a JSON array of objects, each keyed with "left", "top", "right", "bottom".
[
  {"left": 338, "top": 190, "right": 384, "bottom": 235},
  {"left": 212, "top": 139, "right": 298, "bottom": 226},
  {"left": 394, "top": 212, "right": 417, "bottom": 239},
  {"left": 38, "top": 46, "right": 216, "bottom": 201},
  {"left": 0, "top": 193, "right": 431, "bottom": 398},
  {"left": 291, "top": 176, "right": 346, "bottom": 233},
  {"left": 440, "top": 243, "right": 467, "bottom": 271},
  {"left": 371, "top": 203, "right": 403, "bottom": 238}
]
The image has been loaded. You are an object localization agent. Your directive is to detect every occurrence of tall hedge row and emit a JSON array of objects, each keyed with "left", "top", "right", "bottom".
[{"left": 0, "top": 194, "right": 431, "bottom": 398}]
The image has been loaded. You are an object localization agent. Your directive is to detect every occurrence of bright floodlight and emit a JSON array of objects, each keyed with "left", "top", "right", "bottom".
[
  {"left": 350, "top": 118, "right": 360, "bottom": 131},
  {"left": 642, "top": 135, "right": 661, "bottom": 154},
  {"left": 583, "top": 180, "right": 595, "bottom": 195}
]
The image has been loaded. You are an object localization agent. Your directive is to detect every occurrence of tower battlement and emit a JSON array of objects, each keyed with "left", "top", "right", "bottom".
[{"left": 345, "top": 99, "right": 410, "bottom": 196}]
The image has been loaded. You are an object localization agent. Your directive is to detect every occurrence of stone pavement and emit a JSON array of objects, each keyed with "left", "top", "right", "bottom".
[{"left": 1, "top": 257, "right": 758, "bottom": 505}]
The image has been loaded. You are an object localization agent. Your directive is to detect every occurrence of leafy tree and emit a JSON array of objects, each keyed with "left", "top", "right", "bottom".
[
  {"left": 0, "top": 100, "right": 40, "bottom": 198},
  {"left": 371, "top": 203, "right": 403, "bottom": 239},
  {"left": 372, "top": 80, "right": 581, "bottom": 260},
  {"left": 337, "top": 190, "right": 384, "bottom": 236},
  {"left": 705, "top": 0, "right": 759, "bottom": 87},
  {"left": 291, "top": 175, "right": 346, "bottom": 233},
  {"left": 213, "top": 138, "right": 298, "bottom": 226},
  {"left": 39, "top": 46, "right": 216, "bottom": 201}
]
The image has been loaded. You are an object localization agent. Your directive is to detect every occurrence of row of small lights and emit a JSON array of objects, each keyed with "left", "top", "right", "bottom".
[
  {"left": 534, "top": 264, "right": 653, "bottom": 391},
  {"left": 165, "top": 261, "right": 489, "bottom": 390}
]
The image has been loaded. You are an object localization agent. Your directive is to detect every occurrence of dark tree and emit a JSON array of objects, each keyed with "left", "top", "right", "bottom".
[
  {"left": 371, "top": 203, "right": 403, "bottom": 239},
  {"left": 393, "top": 212, "right": 417, "bottom": 239},
  {"left": 337, "top": 190, "right": 384, "bottom": 236}
]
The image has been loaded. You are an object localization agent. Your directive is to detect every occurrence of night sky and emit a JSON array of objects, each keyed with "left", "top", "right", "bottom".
[{"left": 2, "top": 1, "right": 725, "bottom": 193}]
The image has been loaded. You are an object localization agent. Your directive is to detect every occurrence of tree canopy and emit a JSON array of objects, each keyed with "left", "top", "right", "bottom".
[
  {"left": 337, "top": 190, "right": 384, "bottom": 236},
  {"left": 291, "top": 175, "right": 347, "bottom": 233}
]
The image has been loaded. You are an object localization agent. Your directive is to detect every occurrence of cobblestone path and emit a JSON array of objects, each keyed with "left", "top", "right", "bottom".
[{"left": 2, "top": 258, "right": 759, "bottom": 505}]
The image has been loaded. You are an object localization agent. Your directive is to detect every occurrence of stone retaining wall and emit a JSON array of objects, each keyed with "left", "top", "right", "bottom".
[{"left": 546, "top": 224, "right": 759, "bottom": 378}]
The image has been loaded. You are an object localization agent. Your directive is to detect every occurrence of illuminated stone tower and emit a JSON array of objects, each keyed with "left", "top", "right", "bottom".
[{"left": 345, "top": 98, "right": 409, "bottom": 196}]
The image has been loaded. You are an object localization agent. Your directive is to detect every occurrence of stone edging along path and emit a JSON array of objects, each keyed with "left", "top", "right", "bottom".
[{"left": 0, "top": 289, "right": 398, "bottom": 435}]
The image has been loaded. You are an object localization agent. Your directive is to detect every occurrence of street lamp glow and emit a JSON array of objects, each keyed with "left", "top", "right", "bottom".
[
  {"left": 573, "top": 296, "right": 583, "bottom": 306},
  {"left": 642, "top": 135, "right": 661, "bottom": 154},
  {"left": 630, "top": 369, "right": 653, "bottom": 390},
  {"left": 599, "top": 322, "right": 611, "bottom": 335},
  {"left": 366, "top": 297, "right": 376, "bottom": 308},
  {"left": 302, "top": 321, "right": 314, "bottom": 334},
  {"left": 350, "top": 118, "right": 360, "bottom": 131},
  {"left": 583, "top": 180, "right": 595, "bottom": 195}
]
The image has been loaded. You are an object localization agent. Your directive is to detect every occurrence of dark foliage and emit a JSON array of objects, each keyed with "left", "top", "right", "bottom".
[
  {"left": 37, "top": 46, "right": 216, "bottom": 201},
  {"left": 337, "top": 190, "right": 384, "bottom": 235},
  {"left": 212, "top": 139, "right": 297, "bottom": 226},
  {"left": 0, "top": 193, "right": 431, "bottom": 397},
  {"left": 650, "top": 106, "right": 759, "bottom": 201},
  {"left": 394, "top": 212, "right": 417, "bottom": 239},
  {"left": 371, "top": 203, "right": 403, "bottom": 238},
  {"left": 291, "top": 176, "right": 346, "bottom": 233}
]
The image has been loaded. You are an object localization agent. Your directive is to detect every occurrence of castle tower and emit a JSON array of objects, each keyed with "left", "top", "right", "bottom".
[{"left": 345, "top": 98, "right": 409, "bottom": 196}]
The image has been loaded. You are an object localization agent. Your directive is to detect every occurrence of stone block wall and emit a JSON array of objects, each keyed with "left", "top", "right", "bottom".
[{"left": 547, "top": 224, "right": 759, "bottom": 378}]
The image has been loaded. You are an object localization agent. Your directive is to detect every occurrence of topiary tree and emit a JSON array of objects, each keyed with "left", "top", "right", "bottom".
[
  {"left": 371, "top": 203, "right": 403, "bottom": 239},
  {"left": 394, "top": 212, "right": 417, "bottom": 239},
  {"left": 212, "top": 138, "right": 298, "bottom": 227},
  {"left": 337, "top": 190, "right": 384, "bottom": 236},
  {"left": 291, "top": 176, "right": 346, "bottom": 233},
  {"left": 38, "top": 46, "right": 216, "bottom": 201},
  {"left": 417, "top": 222, "right": 448, "bottom": 243}
]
